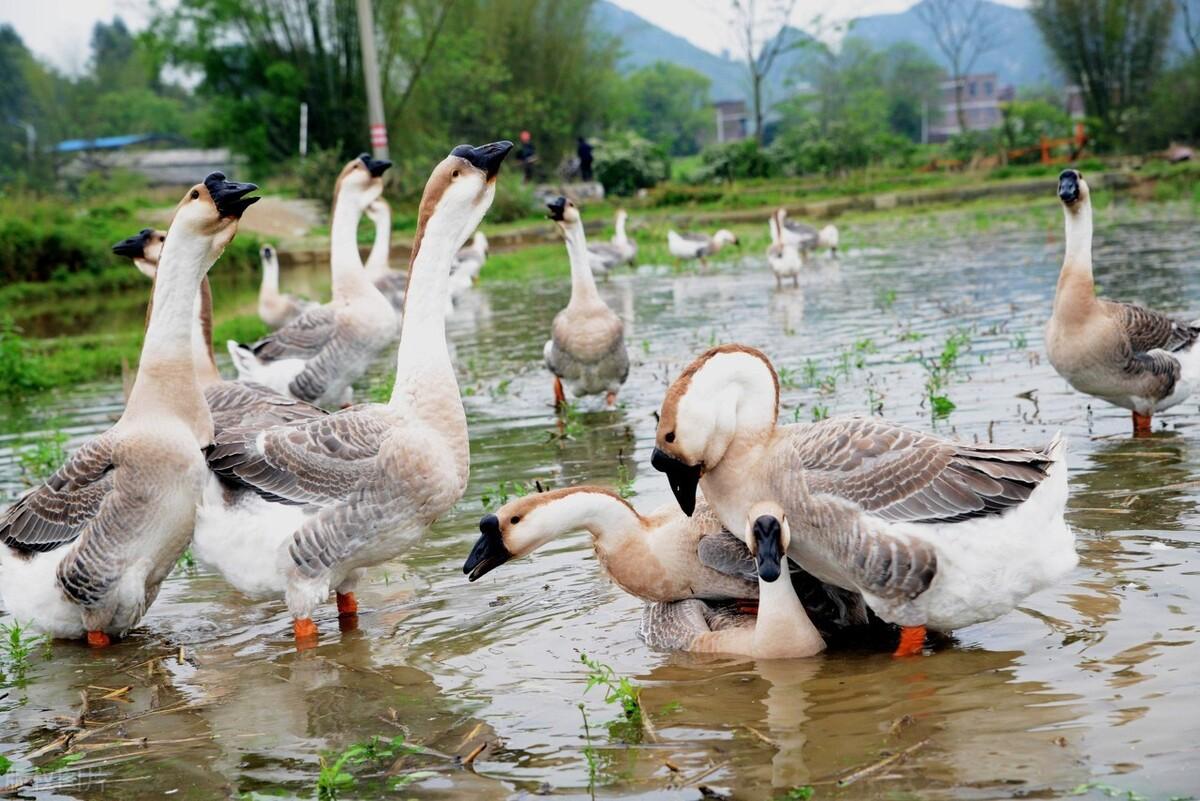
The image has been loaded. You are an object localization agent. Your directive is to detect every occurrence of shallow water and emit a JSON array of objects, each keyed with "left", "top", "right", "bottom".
[{"left": 2, "top": 199, "right": 1199, "bottom": 800}]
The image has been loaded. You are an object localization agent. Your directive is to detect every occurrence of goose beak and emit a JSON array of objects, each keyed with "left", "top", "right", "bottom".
[
  {"left": 1057, "top": 170, "right": 1080, "bottom": 204},
  {"left": 112, "top": 229, "right": 152, "bottom": 259},
  {"left": 359, "top": 153, "right": 393, "bottom": 178},
  {"left": 205, "top": 172, "right": 261, "bottom": 219},
  {"left": 651, "top": 447, "right": 701, "bottom": 517},
  {"left": 463, "top": 514, "right": 512, "bottom": 581},
  {"left": 546, "top": 196, "right": 567, "bottom": 221},
  {"left": 752, "top": 515, "right": 784, "bottom": 583},
  {"left": 453, "top": 141, "right": 514, "bottom": 181}
]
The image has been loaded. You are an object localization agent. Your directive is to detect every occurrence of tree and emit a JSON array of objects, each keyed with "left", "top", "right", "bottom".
[
  {"left": 730, "top": 0, "right": 806, "bottom": 144},
  {"left": 1182, "top": 0, "right": 1200, "bottom": 55},
  {"left": 619, "top": 62, "right": 711, "bottom": 156},
  {"left": 1030, "top": 0, "right": 1176, "bottom": 146},
  {"left": 915, "top": 0, "right": 1001, "bottom": 135}
]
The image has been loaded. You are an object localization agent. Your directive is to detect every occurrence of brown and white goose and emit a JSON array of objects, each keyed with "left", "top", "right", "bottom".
[
  {"left": 767, "top": 209, "right": 803, "bottom": 289},
  {"left": 650, "top": 345, "right": 1075, "bottom": 657},
  {"left": 667, "top": 228, "right": 738, "bottom": 267},
  {"left": 205, "top": 142, "right": 512, "bottom": 646},
  {"left": 1045, "top": 169, "right": 1200, "bottom": 436},
  {"left": 258, "top": 244, "right": 315, "bottom": 329},
  {"left": 227, "top": 154, "right": 396, "bottom": 408},
  {"left": 0, "top": 173, "right": 259, "bottom": 644},
  {"left": 544, "top": 197, "right": 629, "bottom": 407},
  {"left": 364, "top": 198, "right": 407, "bottom": 310}
]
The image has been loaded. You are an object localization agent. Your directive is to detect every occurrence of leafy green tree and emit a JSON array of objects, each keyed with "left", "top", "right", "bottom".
[
  {"left": 1030, "top": 0, "right": 1176, "bottom": 148},
  {"left": 618, "top": 63, "right": 711, "bottom": 156}
]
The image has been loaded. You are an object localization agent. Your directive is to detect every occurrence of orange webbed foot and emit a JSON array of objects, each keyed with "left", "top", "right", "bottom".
[
  {"left": 293, "top": 618, "right": 319, "bottom": 650},
  {"left": 893, "top": 625, "right": 927, "bottom": 658},
  {"left": 336, "top": 592, "right": 358, "bottom": 617},
  {"left": 1132, "top": 411, "right": 1153, "bottom": 437},
  {"left": 553, "top": 377, "right": 566, "bottom": 409},
  {"left": 86, "top": 630, "right": 111, "bottom": 648}
]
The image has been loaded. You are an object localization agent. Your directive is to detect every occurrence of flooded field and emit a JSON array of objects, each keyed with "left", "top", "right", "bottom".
[{"left": 2, "top": 198, "right": 1199, "bottom": 800}]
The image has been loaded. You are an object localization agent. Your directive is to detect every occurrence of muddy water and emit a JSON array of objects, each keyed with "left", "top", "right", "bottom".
[{"left": 1, "top": 199, "right": 1199, "bottom": 799}]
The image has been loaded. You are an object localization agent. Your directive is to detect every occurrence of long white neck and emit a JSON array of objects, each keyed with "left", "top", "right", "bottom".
[
  {"left": 754, "top": 562, "right": 825, "bottom": 658},
  {"left": 389, "top": 210, "right": 463, "bottom": 405},
  {"left": 1061, "top": 199, "right": 1093, "bottom": 286},
  {"left": 563, "top": 219, "right": 601, "bottom": 306},
  {"left": 366, "top": 210, "right": 392, "bottom": 279},
  {"left": 614, "top": 213, "right": 628, "bottom": 246},
  {"left": 191, "top": 277, "right": 220, "bottom": 388},
  {"left": 769, "top": 213, "right": 781, "bottom": 246},
  {"left": 260, "top": 254, "right": 280, "bottom": 298},
  {"left": 329, "top": 192, "right": 374, "bottom": 300},
  {"left": 548, "top": 492, "right": 643, "bottom": 546}
]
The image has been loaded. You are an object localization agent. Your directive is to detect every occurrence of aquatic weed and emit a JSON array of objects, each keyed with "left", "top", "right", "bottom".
[
  {"left": 0, "top": 754, "right": 10, "bottom": 774},
  {"left": 875, "top": 288, "right": 897, "bottom": 310},
  {"left": 579, "top": 653, "right": 646, "bottom": 744},
  {"left": 315, "top": 735, "right": 421, "bottom": 800},
  {"left": 776, "top": 788, "right": 815, "bottom": 801},
  {"left": 777, "top": 366, "right": 799, "bottom": 389},
  {"left": 616, "top": 455, "right": 635, "bottom": 499},
  {"left": 480, "top": 480, "right": 534, "bottom": 508},
  {"left": 811, "top": 404, "right": 829, "bottom": 422},
  {"left": 0, "top": 621, "right": 49, "bottom": 687}
]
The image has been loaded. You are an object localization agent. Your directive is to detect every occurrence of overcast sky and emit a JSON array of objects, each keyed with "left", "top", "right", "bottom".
[{"left": 2, "top": 0, "right": 1028, "bottom": 74}]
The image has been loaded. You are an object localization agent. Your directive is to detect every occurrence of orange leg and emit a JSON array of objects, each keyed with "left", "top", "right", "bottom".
[
  {"left": 553, "top": 377, "right": 566, "bottom": 408},
  {"left": 893, "top": 625, "right": 926, "bottom": 658},
  {"left": 736, "top": 600, "right": 759, "bottom": 615},
  {"left": 336, "top": 592, "right": 358, "bottom": 617},
  {"left": 293, "top": 617, "right": 319, "bottom": 650},
  {"left": 1132, "top": 411, "right": 1153, "bottom": 437},
  {"left": 86, "top": 630, "right": 111, "bottom": 648}
]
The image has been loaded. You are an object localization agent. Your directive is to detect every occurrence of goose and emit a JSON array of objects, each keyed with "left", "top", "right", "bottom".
[
  {"left": 363, "top": 198, "right": 407, "bottom": 310},
  {"left": 777, "top": 209, "right": 817, "bottom": 251},
  {"left": 258, "top": 244, "right": 315, "bottom": 329},
  {"left": 649, "top": 344, "right": 1075, "bottom": 657},
  {"left": 1045, "top": 169, "right": 1200, "bottom": 436},
  {"left": 452, "top": 230, "right": 488, "bottom": 283},
  {"left": 639, "top": 503, "right": 826, "bottom": 659},
  {"left": 584, "top": 210, "right": 636, "bottom": 278},
  {"left": 204, "top": 141, "right": 513, "bottom": 646},
  {"left": 766, "top": 209, "right": 803, "bottom": 289},
  {"left": 0, "top": 173, "right": 260, "bottom": 644},
  {"left": 816, "top": 223, "right": 839, "bottom": 257},
  {"left": 543, "top": 196, "right": 630, "bottom": 407},
  {"left": 112, "top": 228, "right": 166, "bottom": 279},
  {"left": 227, "top": 154, "right": 397, "bottom": 408},
  {"left": 667, "top": 229, "right": 738, "bottom": 267},
  {"left": 463, "top": 487, "right": 893, "bottom": 647}
]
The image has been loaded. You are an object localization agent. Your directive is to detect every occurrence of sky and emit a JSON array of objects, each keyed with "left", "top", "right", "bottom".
[{"left": 1, "top": 0, "right": 1028, "bottom": 74}]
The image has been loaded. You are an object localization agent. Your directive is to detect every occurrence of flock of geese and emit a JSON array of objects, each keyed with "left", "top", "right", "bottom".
[{"left": 0, "top": 143, "right": 1195, "bottom": 663}]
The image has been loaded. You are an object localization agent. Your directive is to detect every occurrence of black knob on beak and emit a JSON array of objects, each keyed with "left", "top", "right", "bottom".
[
  {"left": 451, "top": 141, "right": 514, "bottom": 180},
  {"left": 205, "top": 172, "right": 261, "bottom": 219},
  {"left": 1057, "top": 170, "right": 1080, "bottom": 204},
  {"left": 546, "top": 196, "right": 567, "bottom": 221},
  {"left": 112, "top": 228, "right": 153, "bottom": 258},
  {"left": 359, "top": 153, "right": 393, "bottom": 177}
]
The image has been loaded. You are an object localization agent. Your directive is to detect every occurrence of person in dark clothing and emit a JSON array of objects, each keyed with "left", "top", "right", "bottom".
[
  {"left": 577, "top": 136, "right": 594, "bottom": 182},
  {"left": 517, "top": 130, "right": 537, "bottom": 183}
]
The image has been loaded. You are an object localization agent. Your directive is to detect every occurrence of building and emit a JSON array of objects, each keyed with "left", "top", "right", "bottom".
[
  {"left": 926, "top": 73, "right": 1014, "bottom": 142},
  {"left": 55, "top": 134, "right": 244, "bottom": 186},
  {"left": 713, "top": 100, "right": 749, "bottom": 144}
]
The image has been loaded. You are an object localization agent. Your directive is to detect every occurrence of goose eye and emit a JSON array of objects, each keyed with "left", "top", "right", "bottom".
[
  {"left": 452, "top": 169, "right": 460, "bottom": 178},
  {"left": 665, "top": 432, "right": 676, "bottom": 443},
  {"left": 510, "top": 515, "right": 521, "bottom": 525},
  {"left": 190, "top": 189, "right": 199, "bottom": 200}
]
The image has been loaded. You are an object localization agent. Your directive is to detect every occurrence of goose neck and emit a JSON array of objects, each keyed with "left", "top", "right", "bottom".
[
  {"left": 193, "top": 276, "right": 221, "bottom": 387},
  {"left": 260, "top": 255, "right": 279, "bottom": 297},
  {"left": 1056, "top": 198, "right": 1095, "bottom": 312},
  {"left": 329, "top": 194, "right": 374, "bottom": 300},
  {"left": 563, "top": 220, "right": 601, "bottom": 305},
  {"left": 754, "top": 563, "right": 824, "bottom": 654},
  {"left": 366, "top": 211, "right": 392, "bottom": 279},
  {"left": 614, "top": 213, "right": 628, "bottom": 245}
]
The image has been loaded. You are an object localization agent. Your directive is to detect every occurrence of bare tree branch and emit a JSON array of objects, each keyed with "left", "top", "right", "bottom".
[
  {"left": 731, "top": 0, "right": 806, "bottom": 143},
  {"left": 915, "top": 0, "right": 1000, "bottom": 135}
]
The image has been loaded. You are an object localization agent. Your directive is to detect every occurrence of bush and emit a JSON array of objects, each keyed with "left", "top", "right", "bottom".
[
  {"left": 486, "top": 178, "right": 539, "bottom": 223},
  {"left": 691, "top": 139, "right": 777, "bottom": 183},
  {"left": 593, "top": 132, "right": 669, "bottom": 196},
  {"left": 0, "top": 318, "right": 49, "bottom": 398},
  {"left": 999, "top": 100, "right": 1073, "bottom": 158}
]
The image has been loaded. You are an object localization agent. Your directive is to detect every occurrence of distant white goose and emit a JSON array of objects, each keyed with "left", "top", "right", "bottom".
[
  {"left": 543, "top": 196, "right": 629, "bottom": 407},
  {"left": 584, "top": 210, "right": 636, "bottom": 278},
  {"left": 650, "top": 344, "right": 1076, "bottom": 657},
  {"left": 227, "top": 154, "right": 397, "bottom": 408},
  {"left": 777, "top": 209, "right": 817, "bottom": 251},
  {"left": 0, "top": 173, "right": 259, "bottom": 644},
  {"left": 766, "top": 208, "right": 802, "bottom": 289},
  {"left": 205, "top": 141, "right": 512, "bottom": 646},
  {"left": 667, "top": 228, "right": 738, "bottom": 266},
  {"left": 258, "top": 244, "right": 316, "bottom": 329},
  {"left": 817, "top": 223, "right": 839, "bottom": 257},
  {"left": 1046, "top": 169, "right": 1200, "bottom": 436},
  {"left": 364, "top": 198, "right": 407, "bottom": 311}
]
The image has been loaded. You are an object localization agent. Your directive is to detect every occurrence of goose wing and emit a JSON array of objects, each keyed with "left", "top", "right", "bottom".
[
  {"left": 774, "top": 417, "right": 1056, "bottom": 524},
  {"left": 205, "top": 380, "right": 327, "bottom": 433},
  {"left": 285, "top": 322, "right": 376, "bottom": 404},
  {"left": 696, "top": 530, "right": 757, "bottom": 582},
  {"left": 248, "top": 305, "right": 337, "bottom": 362},
  {"left": 547, "top": 308, "right": 629, "bottom": 384},
  {"left": 0, "top": 435, "right": 115, "bottom": 554},
  {"left": 207, "top": 410, "right": 391, "bottom": 506},
  {"left": 640, "top": 599, "right": 747, "bottom": 651},
  {"left": 1109, "top": 301, "right": 1200, "bottom": 354}
]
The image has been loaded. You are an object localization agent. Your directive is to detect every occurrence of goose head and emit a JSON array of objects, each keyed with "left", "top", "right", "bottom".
[
  {"left": 260, "top": 243, "right": 278, "bottom": 267},
  {"left": 547, "top": 196, "right": 582, "bottom": 228},
  {"left": 713, "top": 229, "right": 739, "bottom": 247},
  {"left": 1057, "top": 169, "right": 1089, "bottom": 213},
  {"left": 411, "top": 141, "right": 512, "bottom": 261},
  {"left": 334, "top": 153, "right": 393, "bottom": 214},
  {"left": 652, "top": 345, "right": 779, "bottom": 516},
  {"left": 168, "top": 172, "right": 259, "bottom": 256},
  {"left": 745, "top": 501, "right": 790, "bottom": 583},
  {"left": 113, "top": 228, "right": 167, "bottom": 278}
]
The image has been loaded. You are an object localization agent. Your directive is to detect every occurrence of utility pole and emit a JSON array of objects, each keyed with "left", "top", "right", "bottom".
[
  {"left": 355, "top": 0, "right": 389, "bottom": 159},
  {"left": 298, "top": 102, "right": 308, "bottom": 159}
]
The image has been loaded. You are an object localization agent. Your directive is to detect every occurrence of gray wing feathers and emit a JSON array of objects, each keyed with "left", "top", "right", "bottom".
[
  {"left": 287, "top": 324, "right": 362, "bottom": 403},
  {"left": 1112, "top": 301, "right": 1200, "bottom": 354},
  {"left": 0, "top": 436, "right": 115, "bottom": 554},
  {"left": 640, "top": 599, "right": 713, "bottom": 651},
  {"left": 249, "top": 306, "right": 337, "bottom": 362},
  {"left": 697, "top": 531, "right": 757, "bottom": 583},
  {"left": 205, "top": 381, "right": 327, "bottom": 433}
]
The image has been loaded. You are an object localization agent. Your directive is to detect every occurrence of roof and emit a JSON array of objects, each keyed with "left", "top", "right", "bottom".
[{"left": 53, "top": 133, "right": 182, "bottom": 153}]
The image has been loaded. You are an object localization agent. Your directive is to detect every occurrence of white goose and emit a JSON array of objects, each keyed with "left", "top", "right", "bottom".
[
  {"left": 258, "top": 244, "right": 315, "bottom": 329},
  {"left": 1045, "top": 169, "right": 1200, "bottom": 436},
  {"left": 227, "top": 155, "right": 397, "bottom": 408},
  {"left": 650, "top": 344, "right": 1075, "bottom": 656},
  {"left": 204, "top": 141, "right": 512, "bottom": 646},
  {"left": 543, "top": 196, "right": 630, "bottom": 407},
  {"left": 0, "top": 173, "right": 259, "bottom": 644},
  {"left": 816, "top": 223, "right": 839, "bottom": 257},
  {"left": 364, "top": 198, "right": 407, "bottom": 311},
  {"left": 777, "top": 209, "right": 817, "bottom": 251},
  {"left": 766, "top": 209, "right": 803, "bottom": 289},
  {"left": 667, "top": 228, "right": 738, "bottom": 267}
]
